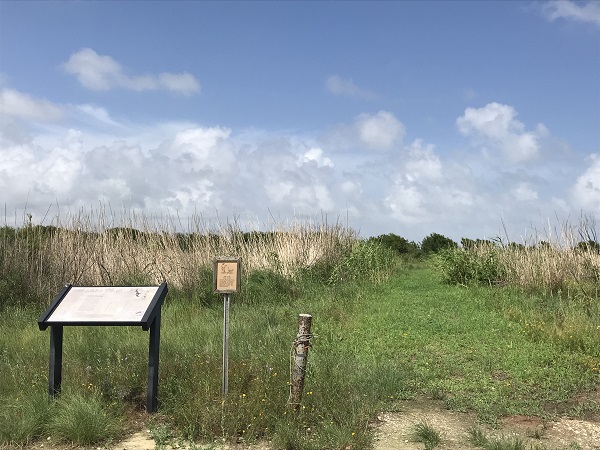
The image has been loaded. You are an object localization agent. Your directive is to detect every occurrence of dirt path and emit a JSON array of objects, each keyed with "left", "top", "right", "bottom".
[
  {"left": 28, "top": 399, "right": 600, "bottom": 450},
  {"left": 373, "top": 399, "right": 600, "bottom": 450}
]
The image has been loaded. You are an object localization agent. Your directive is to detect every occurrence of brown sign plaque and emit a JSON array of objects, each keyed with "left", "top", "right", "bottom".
[{"left": 213, "top": 258, "right": 241, "bottom": 293}]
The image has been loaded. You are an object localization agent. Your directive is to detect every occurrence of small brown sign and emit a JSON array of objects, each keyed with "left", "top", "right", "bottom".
[{"left": 213, "top": 258, "right": 241, "bottom": 293}]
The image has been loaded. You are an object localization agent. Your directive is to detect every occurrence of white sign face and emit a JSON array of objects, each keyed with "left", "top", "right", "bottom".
[{"left": 47, "top": 286, "right": 159, "bottom": 322}]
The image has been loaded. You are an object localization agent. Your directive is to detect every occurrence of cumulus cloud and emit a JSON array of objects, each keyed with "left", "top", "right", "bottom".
[
  {"left": 541, "top": 1, "right": 600, "bottom": 28},
  {"left": 322, "top": 110, "right": 405, "bottom": 155},
  {"left": 0, "top": 88, "right": 63, "bottom": 121},
  {"left": 384, "top": 139, "right": 475, "bottom": 226},
  {"left": 298, "top": 148, "right": 334, "bottom": 168},
  {"left": 571, "top": 154, "right": 600, "bottom": 211},
  {"left": 457, "top": 102, "right": 543, "bottom": 163},
  {"left": 356, "top": 111, "right": 405, "bottom": 151},
  {"left": 63, "top": 48, "right": 200, "bottom": 95},
  {"left": 326, "top": 75, "right": 376, "bottom": 99},
  {"left": 511, "top": 182, "right": 539, "bottom": 202},
  {"left": 404, "top": 139, "right": 442, "bottom": 182}
]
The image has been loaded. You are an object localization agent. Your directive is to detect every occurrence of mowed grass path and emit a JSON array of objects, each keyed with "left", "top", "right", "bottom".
[{"left": 336, "top": 265, "right": 599, "bottom": 424}]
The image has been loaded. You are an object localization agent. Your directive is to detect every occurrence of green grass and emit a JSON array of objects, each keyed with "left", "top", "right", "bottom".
[
  {"left": 468, "top": 426, "right": 584, "bottom": 450},
  {"left": 1, "top": 262, "right": 599, "bottom": 448},
  {"left": 411, "top": 421, "right": 441, "bottom": 449},
  {"left": 49, "top": 389, "right": 123, "bottom": 445}
]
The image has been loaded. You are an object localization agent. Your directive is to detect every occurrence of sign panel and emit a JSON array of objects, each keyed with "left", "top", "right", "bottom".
[
  {"left": 47, "top": 286, "right": 159, "bottom": 323},
  {"left": 213, "top": 258, "right": 241, "bottom": 293}
]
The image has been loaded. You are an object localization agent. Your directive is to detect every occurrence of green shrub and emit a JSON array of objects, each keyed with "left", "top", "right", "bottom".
[
  {"left": 328, "top": 240, "right": 397, "bottom": 285},
  {"left": 370, "top": 233, "right": 421, "bottom": 257},
  {"left": 421, "top": 233, "right": 457, "bottom": 254},
  {"left": 434, "top": 247, "right": 506, "bottom": 286}
]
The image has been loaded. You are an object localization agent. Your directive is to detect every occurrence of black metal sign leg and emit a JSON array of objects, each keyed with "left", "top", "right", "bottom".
[
  {"left": 49, "top": 325, "right": 63, "bottom": 398},
  {"left": 147, "top": 312, "right": 161, "bottom": 413}
]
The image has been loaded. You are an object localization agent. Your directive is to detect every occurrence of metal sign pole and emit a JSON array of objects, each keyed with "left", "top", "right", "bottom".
[{"left": 222, "top": 293, "right": 230, "bottom": 397}]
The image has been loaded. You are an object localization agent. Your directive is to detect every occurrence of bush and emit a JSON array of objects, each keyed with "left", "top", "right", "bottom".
[
  {"left": 328, "top": 240, "right": 398, "bottom": 285},
  {"left": 434, "top": 247, "right": 506, "bottom": 286},
  {"left": 370, "top": 233, "right": 421, "bottom": 257},
  {"left": 421, "top": 233, "right": 457, "bottom": 254},
  {"left": 576, "top": 240, "right": 600, "bottom": 254}
]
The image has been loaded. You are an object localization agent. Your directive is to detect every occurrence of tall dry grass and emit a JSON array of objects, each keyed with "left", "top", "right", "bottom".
[
  {"left": 434, "top": 215, "right": 599, "bottom": 305},
  {"left": 0, "top": 207, "right": 357, "bottom": 307},
  {"left": 497, "top": 216, "right": 600, "bottom": 297}
]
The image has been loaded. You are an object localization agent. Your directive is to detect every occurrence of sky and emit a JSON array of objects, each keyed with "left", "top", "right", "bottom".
[{"left": 0, "top": 1, "right": 599, "bottom": 243}]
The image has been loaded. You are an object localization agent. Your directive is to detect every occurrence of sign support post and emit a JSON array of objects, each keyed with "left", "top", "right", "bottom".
[
  {"left": 213, "top": 258, "right": 241, "bottom": 399},
  {"left": 48, "top": 325, "right": 63, "bottom": 398},
  {"left": 147, "top": 310, "right": 161, "bottom": 412},
  {"left": 222, "top": 293, "right": 230, "bottom": 397}
]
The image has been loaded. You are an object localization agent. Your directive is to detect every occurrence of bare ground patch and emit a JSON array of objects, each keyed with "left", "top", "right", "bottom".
[{"left": 373, "top": 399, "right": 600, "bottom": 450}]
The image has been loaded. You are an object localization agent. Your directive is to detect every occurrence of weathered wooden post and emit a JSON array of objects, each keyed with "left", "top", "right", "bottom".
[{"left": 289, "top": 313, "right": 312, "bottom": 412}]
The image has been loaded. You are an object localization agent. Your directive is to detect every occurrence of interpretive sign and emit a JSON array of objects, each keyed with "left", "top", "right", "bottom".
[
  {"left": 40, "top": 286, "right": 163, "bottom": 326},
  {"left": 213, "top": 257, "right": 241, "bottom": 293},
  {"left": 38, "top": 283, "right": 168, "bottom": 412}
]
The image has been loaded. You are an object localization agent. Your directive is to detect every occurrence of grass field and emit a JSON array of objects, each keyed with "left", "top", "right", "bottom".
[
  {"left": 2, "top": 262, "right": 600, "bottom": 449},
  {"left": 1, "top": 216, "right": 599, "bottom": 449}
]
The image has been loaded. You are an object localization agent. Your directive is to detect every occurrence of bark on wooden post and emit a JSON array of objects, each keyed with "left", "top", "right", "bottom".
[{"left": 289, "top": 313, "right": 312, "bottom": 412}]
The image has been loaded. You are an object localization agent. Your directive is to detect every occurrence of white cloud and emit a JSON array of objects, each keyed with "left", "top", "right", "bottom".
[
  {"left": 159, "top": 73, "right": 201, "bottom": 96},
  {"left": 511, "top": 182, "right": 539, "bottom": 202},
  {"left": 0, "top": 88, "right": 63, "bottom": 121},
  {"left": 63, "top": 48, "right": 200, "bottom": 95},
  {"left": 386, "top": 184, "right": 427, "bottom": 225},
  {"left": 321, "top": 111, "right": 405, "bottom": 157},
  {"left": 383, "top": 139, "right": 476, "bottom": 227},
  {"left": 77, "top": 104, "right": 122, "bottom": 127},
  {"left": 404, "top": 139, "right": 442, "bottom": 182},
  {"left": 541, "top": 1, "right": 600, "bottom": 28},
  {"left": 571, "top": 154, "right": 600, "bottom": 210},
  {"left": 298, "top": 147, "right": 334, "bottom": 168},
  {"left": 168, "top": 126, "right": 235, "bottom": 175},
  {"left": 326, "top": 75, "right": 376, "bottom": 99},
  {"left": 457, "top": 102, "right": 543, "bottom": 163},
  {"left": 356, "top": 111, "right": 405, "bottom": 151}
]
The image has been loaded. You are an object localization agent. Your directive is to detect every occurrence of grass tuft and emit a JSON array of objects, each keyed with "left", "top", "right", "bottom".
[
  {"left": 49, "top": 390, "right": 122, "bottom": 445},
  {"left": 411, "top": 421, "right": 441, "bottom": 449}
]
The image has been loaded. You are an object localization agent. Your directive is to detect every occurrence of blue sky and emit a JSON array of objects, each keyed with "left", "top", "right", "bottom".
[{"left": 1, "top": 1, "right": 599, "bottom": 242}]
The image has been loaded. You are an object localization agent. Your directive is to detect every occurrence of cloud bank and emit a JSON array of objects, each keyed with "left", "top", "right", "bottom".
[{"left": 0, "top": 84, "right": 596, "bottom": 241}]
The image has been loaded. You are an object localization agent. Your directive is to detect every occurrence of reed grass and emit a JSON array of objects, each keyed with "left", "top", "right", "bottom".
[
  {"left": 0, "top": 206, "right": 358, "bottom": 309},
  {"left": 435, "top": 215, "right": 599, "bottom": 299}
]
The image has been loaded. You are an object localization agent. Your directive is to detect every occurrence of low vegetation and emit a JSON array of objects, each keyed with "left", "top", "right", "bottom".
[
  {"left": 411, "top": 422, "right": 441, "bottom": 449},
  {"left": 1, "top": 210, "right": 599, "bottom": 449}
]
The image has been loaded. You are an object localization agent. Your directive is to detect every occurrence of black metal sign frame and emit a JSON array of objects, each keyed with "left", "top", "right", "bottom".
[{"left": 38, "top": 282, "right": 168, "bottom": 413}]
